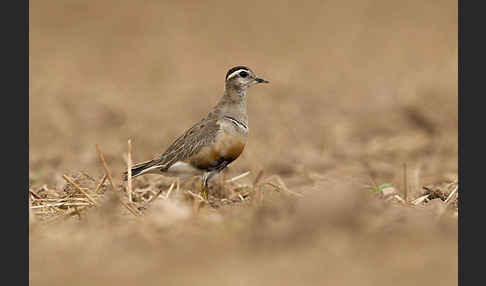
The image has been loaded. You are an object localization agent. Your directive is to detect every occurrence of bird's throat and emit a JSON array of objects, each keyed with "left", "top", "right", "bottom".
[{"left": 214, "top": 87, "right": 248, "bottom": 124}]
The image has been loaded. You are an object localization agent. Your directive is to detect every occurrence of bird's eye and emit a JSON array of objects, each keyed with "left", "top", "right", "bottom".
[{"left": 239, "top": 71, "right": 248, "bottom": 78}]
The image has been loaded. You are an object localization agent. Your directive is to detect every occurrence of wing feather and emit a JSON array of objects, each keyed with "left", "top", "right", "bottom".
[{"left": 148, "top": 119, "right": 221, "bottom": 170}]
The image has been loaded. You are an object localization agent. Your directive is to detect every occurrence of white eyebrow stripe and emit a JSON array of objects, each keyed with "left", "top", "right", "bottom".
[
  {"left": 223, "top": 116, "right": 248, "bottom": 131},
  {"left": 226, "top": 69, "right": 249, "bottom": 80}
]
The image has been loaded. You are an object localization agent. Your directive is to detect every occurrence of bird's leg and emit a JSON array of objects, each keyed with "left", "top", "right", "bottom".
[
  {"left": 200, "top": 171, "right": 218, "bottom": 200},
  {"left": 200, "top": 172, "right": 210, "bottom": 200}
]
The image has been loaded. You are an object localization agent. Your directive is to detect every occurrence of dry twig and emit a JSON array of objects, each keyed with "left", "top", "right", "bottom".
[
  {"left": 444, "top": 185, "right": 458, "bottom": 205},
  {"left": 96, "top": 144, "right": 141, "bottom": 216},
  {"left": 263, "top": 175, "right": 303, "bottom": 197},
  {"left": 411, "top": 194, "right": 430, "bottom": 206},
  {"left": 94, "top": 174, "right": 108, "bottom": 194},
  {"left": 127, "top": 139, "right": 133, "bottom": 202},
  {"left": 185, "top": 190, "right": 206, "bottom": 201},
  {"left": 143, "top": 181, "right": 176, "bottom": 208},
  {"left": 62, "top": 175, "right": 97, "bottom": 206},
  {"left": 30, "top": 202, "right": 91, "bottom": 209},
  {"left": 226, "top": 171, "right": 251, "bottom": 183}
]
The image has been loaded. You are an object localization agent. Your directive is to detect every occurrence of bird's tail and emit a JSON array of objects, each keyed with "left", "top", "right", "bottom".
[{"left": 122, "top": 160, "right": 160, "bottom": 181}]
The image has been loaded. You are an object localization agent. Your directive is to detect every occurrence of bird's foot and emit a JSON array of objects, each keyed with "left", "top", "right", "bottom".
[{"left": 200, "top": 182, "right": 209, "bottom": 200}]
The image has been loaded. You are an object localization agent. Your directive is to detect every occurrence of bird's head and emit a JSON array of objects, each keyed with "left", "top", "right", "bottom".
[{"left": 225, "top": 66, "right": 269, "bottom": 90}]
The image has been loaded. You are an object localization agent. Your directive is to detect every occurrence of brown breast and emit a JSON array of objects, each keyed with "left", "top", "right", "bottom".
[{"left": 187, "top": 128, "right": 247, "bottom": 171}]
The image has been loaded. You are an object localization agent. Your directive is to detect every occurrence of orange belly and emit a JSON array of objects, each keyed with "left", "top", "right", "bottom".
[{"left": 188, "top": 132, "right": 246, "bottom": 171}]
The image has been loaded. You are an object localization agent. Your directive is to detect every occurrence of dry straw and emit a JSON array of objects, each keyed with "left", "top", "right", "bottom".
[
  {"left": 62, "top": 175, "right": 97, "bottom": 206},
  {"left": 29, "top": 143, "right": 457, "bottom": 223},
  {"left": 127, "top": 139, "right": 133, "bottom": 202},
  {"left": 96, "top": 144, "right": 141, "bottom": 216}
]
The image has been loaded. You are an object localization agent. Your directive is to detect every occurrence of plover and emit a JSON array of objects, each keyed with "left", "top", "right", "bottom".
[{"left": 123, "top": 66, "right": 268, "bottom": 199}]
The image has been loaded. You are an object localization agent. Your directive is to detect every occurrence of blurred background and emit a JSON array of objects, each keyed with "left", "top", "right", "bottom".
[
  {"left": 29, "top": 0, "right": 457, "bottom": 285},
  {"left": 30, "top": 0, "right": 457, "bottom": 189}
]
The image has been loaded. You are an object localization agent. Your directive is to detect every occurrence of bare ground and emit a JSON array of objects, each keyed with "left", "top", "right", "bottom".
[{"left": 29, "top": 0, "right": 458, "bottom": 285}]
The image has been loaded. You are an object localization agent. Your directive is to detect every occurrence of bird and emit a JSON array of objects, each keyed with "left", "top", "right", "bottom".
[{"left": 123, "top": 66, "right": 268, "bottom": 199}]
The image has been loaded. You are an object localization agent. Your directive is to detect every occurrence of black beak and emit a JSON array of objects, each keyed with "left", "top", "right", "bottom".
[{"left": 255, "top": 77, "right": 269, "bottom": 84}]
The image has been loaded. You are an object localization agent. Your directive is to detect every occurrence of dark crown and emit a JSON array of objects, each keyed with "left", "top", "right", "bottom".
[{"left": 225, "top": 66, "right": 251, "bottom": 80}]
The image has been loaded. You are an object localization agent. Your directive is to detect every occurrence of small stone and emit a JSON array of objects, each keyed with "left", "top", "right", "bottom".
[{"left": 381, "top": 187, "right": 398, "bottom": 197}]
